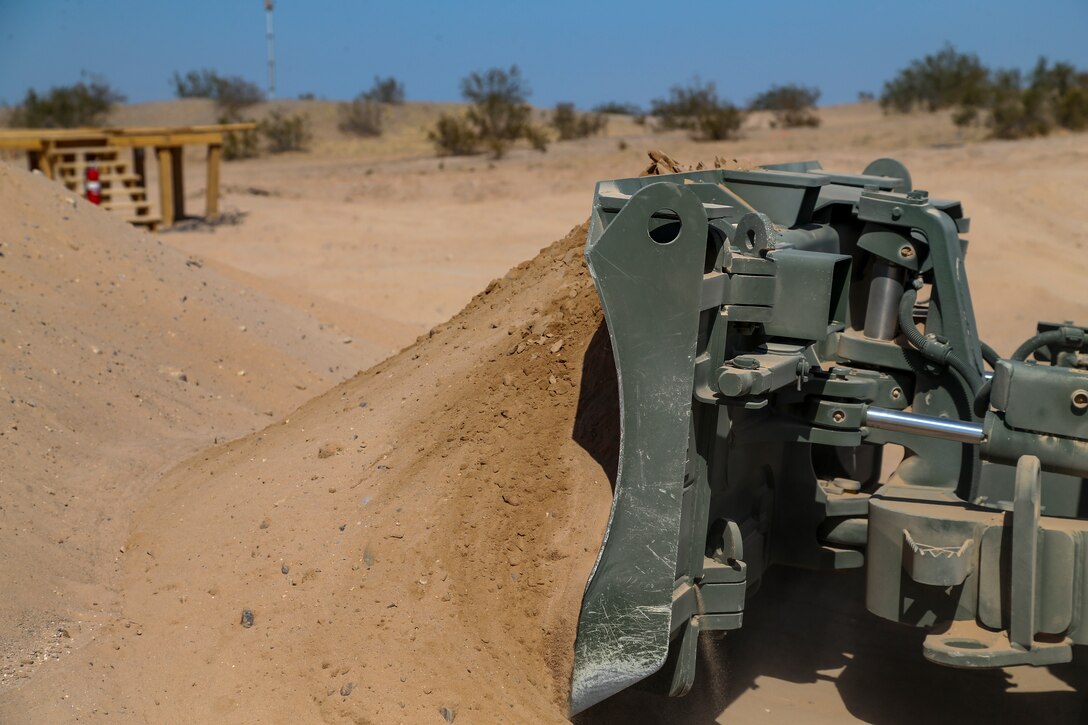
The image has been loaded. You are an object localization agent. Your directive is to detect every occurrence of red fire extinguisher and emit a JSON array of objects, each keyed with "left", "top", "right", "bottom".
[{"left": 85, "top": 162, "right": 101, "bottom": 205}]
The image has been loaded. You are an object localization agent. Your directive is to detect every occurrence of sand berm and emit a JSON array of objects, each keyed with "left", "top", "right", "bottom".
[{"left": 2, "top": 161, "right": 618, "bottom": 723}]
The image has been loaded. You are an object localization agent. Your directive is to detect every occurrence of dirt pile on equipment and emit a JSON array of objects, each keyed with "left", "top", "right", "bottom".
[{"left": 5, "top": 222, "right": 616, "bottom": 723}]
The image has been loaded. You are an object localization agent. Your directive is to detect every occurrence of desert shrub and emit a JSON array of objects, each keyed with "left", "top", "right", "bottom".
[
  {"left": 298, "top": 92, "right": 316, "bottom": 101},
  {"left": 171, "top": 69, "right": 264, "bottom": 111},
  {"left": 880, "top": 44, "right": 989, "bottom": 113},
  {"left": 259, "top": 110, "right": 311, "bottom": 153},
  {"left": 941, "top": 58, "right": 1088, "bottom": 139},
  {"left": 1057, "top": 86, "right": 1088, "bottom": 131},
  {"left": 983, "top": 59, "right": 1088, "bottom": 138},
  {"left": 428, "top": 113, "right": 480, "bottom": 155},
  {"left": 696, "top": 104, "right": 746, "bottom": 141},
  {"left": 172, "top": 69, "right": 219, "bottom": 98},
  {"left": 650, "top": 80, "right": 745, "bottom": 140},
  {"left": 363, "top": 76, "right": 405, "bottom": 104},
  {"left": 651, "top": 80, "right": 717, "bottom": 130},
  {"left": 1025, "top": 59, "right": 1088, "bottom": 132},
  {"left": 750, "top": 83, "right": 821, "bottom": 128},
  {"left": 882, "top": 47, "right": 1088, "bottom": 139},
  {"left": 551, "top": 102, "right": 608, "bottom": 140},
  {"left": 858, "top": 91, "right": 876, "bottom": 103},
  {"left": 218, "top": 111, "right": 259, "bottom": 160},
  {"left": 982, "top": 69, "right": 1032, "bottom": 138},
  {"left": 212, "top": 76, "right": 265, "bottom": 112},
  {"left": 430, "top": 65, "right": 548, "bottom": 158},
  {"left": 523, "top": 123, "right": 550, "bottom": 152},
  {"left": 593, "top": 101, "right": 642, "bottom": 116},
  {"left": 9, "top": 75, "right": 124, "bottom": 128},
  {"left": 338, "top": 94, "right": 383, "bottom": 136},
  {"left": 461, "top": 65, "right": 534, "bottom": 158}
]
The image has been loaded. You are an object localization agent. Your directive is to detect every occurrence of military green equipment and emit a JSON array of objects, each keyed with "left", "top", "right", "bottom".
[{"left": 571, "top": 159, "right": 1088, "bottom": 714}]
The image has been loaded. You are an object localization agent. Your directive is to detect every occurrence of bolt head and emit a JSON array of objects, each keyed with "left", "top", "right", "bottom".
[{"left": 1073, "top": 389, "right": 1088, "bottom": 411}]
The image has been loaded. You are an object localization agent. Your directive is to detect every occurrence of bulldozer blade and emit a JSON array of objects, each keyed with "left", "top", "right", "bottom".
[{"left": 570, "top": 182, "right": 707, "bottom": 714}]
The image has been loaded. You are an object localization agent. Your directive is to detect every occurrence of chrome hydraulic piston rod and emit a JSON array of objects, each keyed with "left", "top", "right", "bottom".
[{"left": 864, "top": 406, "right": 984, "bottom": 445}]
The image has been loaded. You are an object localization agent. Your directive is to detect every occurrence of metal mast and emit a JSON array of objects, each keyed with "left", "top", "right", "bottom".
[{"left": 265, "top": 0, "right": 275, "bottom": 97}]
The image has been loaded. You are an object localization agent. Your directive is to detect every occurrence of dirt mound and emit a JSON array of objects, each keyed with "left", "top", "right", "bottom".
[
  {"left": 640, "top": 149, "right": 753, "bottom": 176},
  {"left": 3, "top": 221, "right": 616, "bottom": 722},
  {"left": 0, "top": 164, "right": 365, "bottom": 693}
]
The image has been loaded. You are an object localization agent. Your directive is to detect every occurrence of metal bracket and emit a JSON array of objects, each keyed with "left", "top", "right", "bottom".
[{"left": 922, "top": 456, "right": 1073, "bottom": 667}]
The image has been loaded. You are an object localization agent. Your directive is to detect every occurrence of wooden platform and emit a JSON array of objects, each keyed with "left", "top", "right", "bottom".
[
  {"left": 48, "top": 145, "right": 159, "bottom": 228},
  {"left": 0, "top": 124, "right": 256, "bottom": 229}
]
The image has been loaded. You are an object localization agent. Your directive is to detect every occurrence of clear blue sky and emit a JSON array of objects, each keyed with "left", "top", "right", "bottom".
[{"left": 1, "top": 0, "right": 1086, "bottom": 109}]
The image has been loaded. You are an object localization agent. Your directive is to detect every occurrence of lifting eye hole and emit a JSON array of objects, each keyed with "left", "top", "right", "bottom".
[
  {"left": 647, "top": 209, "right": 682, "bottom": 244},
  {"left": 745, "top": 228, "right": 756, "bottom": 250}
]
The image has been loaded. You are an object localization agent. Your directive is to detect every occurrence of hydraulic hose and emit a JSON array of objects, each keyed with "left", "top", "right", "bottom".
[
  {"left": 898, "top": 284, "right": 985, "bottom": 398},
  {"left": 1010, "top": 327, "right": 1086, "bottom": 362},
  {"left": 973, "top": 341, "right": 999, "bottom": 417},
  {"left": 972, "top": 378, "right": 993, "bottom": 418}
]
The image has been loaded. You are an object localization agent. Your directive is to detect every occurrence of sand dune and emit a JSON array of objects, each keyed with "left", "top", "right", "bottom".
[
  {"left": 0, "top": 164, "right": 371, "bottom": 696},
  {"left": 3, "top": 222, "right": 613, "bottom": 723}
]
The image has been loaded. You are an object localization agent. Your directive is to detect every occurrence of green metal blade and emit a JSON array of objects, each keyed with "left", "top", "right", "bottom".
[{"left": 571, "top": 182, "right": 706, "bottom": 714}]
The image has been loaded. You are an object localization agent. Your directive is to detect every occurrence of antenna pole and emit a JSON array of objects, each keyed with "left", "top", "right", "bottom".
[{"left": 265, "top": 0, "right": 275, "bottom": 98}]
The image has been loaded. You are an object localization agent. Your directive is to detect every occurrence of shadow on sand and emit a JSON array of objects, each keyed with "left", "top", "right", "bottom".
[{"left": 577, "top": 566, "right": 1087, "bottom": 724}]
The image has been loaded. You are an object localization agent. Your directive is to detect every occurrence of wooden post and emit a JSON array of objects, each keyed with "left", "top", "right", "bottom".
[
  {"left": 156, "top": 146, "right": 174, "bottom": 227},
  {"left": 170, "top": 146, "right": 185, "bottom": 222},
  {"left": 205, "top": 142, "right": 222, "bottom": 220},
  {"left": 132, "top": 147, "right": 146, "bottom": 189},
  {"left": 38, "top": 142, "right": 54, "bottom": 178}
]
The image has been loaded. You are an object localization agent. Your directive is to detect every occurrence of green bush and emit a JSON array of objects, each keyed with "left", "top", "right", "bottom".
[
  {"left": 462, "top": 65, "right": 533, "bottom": 158},
  {"left": 9, "top": 76, "right": 124, "bottom": 128},
  {"left": 882, "top": 47, "right": 1088, "bottom": 140},
  {"left": 172, "top": 69, "right": 219, "bottom": 98},
  {"left": 363, "top": 76, "right": 405, "bottom": 104},
  {"left": 551, "top": 102, "right": 608, "bottom": 140},
  {"left": 651, "top": 80, "right": 716, "bottom": 130},
  {"left": 338, "top": 94, "right": 383, "bottom": 137},
  {"left": 880, "top": 44, "right": 989, "bottom": 113},
  {"left": 258, "top": 110, "right": 311, "bottom": 153},
  {"left": 523, "top": 123, "right": 550, "bottom": 152},
  {"left": 1057, "top": 86, "right": 1088, "bottom": 131},
  {"left": 428, "top": 113, "right": 480, "bottom": 155},
  {"left": 984, "top": 60, "right": 1088, "bottom": 139},
  {"left": 696, "top": 105, "right": 746, "bottom": 141},
  {"left": 650, "top": 80, "right": 745, "bottom": 141},
  {"left": 429, "top": 65, "right": 548, "bottom": 159},
  {"left": 750, "top": 84, "right": 821, "bottom": 128},
  {"left": 593, "top": 101, "right": 641, "bottom": 116},
  {"left": 218, "top": 111, "right": 259, "bottom": 160},
  {"left": 1027, "top": 59, "right": 1088, "bottom": 133},
  {"left": 171, "top": 69, "right": 264, "bottom": 111}
]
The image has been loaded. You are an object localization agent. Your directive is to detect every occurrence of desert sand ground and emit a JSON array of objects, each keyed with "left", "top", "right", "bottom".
[{"left": 1, "top": 101, "right": 1087, "bottom": 723}]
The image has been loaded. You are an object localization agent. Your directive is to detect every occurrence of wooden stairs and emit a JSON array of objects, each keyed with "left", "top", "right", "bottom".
[{"left": 50, "top": 145, "right": 161, "bottom": 229}]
